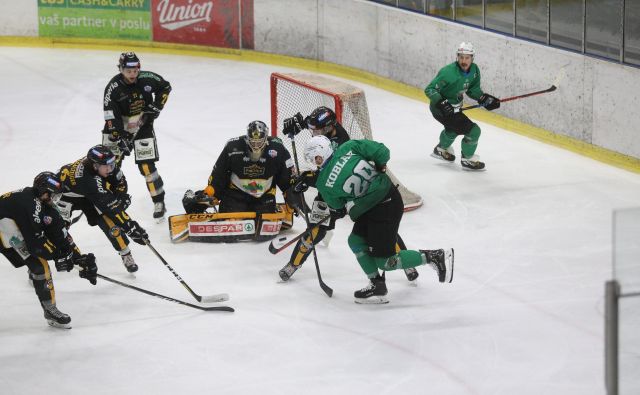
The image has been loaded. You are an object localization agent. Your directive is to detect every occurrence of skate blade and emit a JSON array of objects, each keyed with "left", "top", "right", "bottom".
[
  {"left": 155, "top": 216, "right": 166, "bottom": 224},
  {"left": 354, "top": 296, "right": 389, "bottom": 304},
  {"left": 430, "top": 152, "right": 455, "bottom": 162},
  {"left": 445, "top": 248, "right": 455, "bottom": 283},
  {"left": 47, "top": 320, "right": 72, "bottom": 329}
]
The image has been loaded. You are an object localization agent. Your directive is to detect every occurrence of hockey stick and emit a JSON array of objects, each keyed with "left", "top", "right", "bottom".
[
  {"left": 288, "top": 137, "right": 333, "bottom": 297},
  {"left": 461, "top": 85, "right": 556, "bottom": 111},
  {"left": 70, "top": 212, "right": 84, "bottom": 225},
  {"left": 144, "top": 240, "right": 230, "bottom": 303},
  {"left": 268, "top": 214, "right": 332, "bottom": 254},
  {"left": 97, "top": 274, "right": 234, "bottom": 312}
]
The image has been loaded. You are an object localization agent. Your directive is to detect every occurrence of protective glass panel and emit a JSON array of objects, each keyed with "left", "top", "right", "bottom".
[
  {"left": 429, "top": 0, "right": 453, "bottom": 20},
  {"left": 624, "top": 1, "right": 640, "bottom": 66},
  {"left": 550, "top": 0, "right": 583, "bottom": 51},
  {"left": 585, "top": 0, "right": 622, "bottom": 60},
  {"left": 486, "top": 0, "right": 514, "bottom": 34},
  {"left": 455, "top": 0, "right": 483, "bottom": 27},
  {"left": 613, "top": 207, "right": 640, "bottom": 294},
  {"left": 620, "top": 296, "right": 640, "bottom": 394},
  {"left": 516, "top": 0, "right": 547, "bottom": 43},
  {"left": 398, "top": 0, "right": 424, "bottom": 12}
]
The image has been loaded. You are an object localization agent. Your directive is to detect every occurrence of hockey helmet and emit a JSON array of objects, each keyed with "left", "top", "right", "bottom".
[
  {"left": 118, "top": 52, "right": 141, "bottom": 70},
  {"left": 306, "top": 106, "right": 336, "bottom": 134},
  {"left": 246, "top": 120, "right": 269, "bottom": 152},
  {"left": 304, "top": 135, "right": 334, "bottom": 168},
  {"left": 87, "top": 145, "right": 116, "bottom": 172},
  {"left": 456, "top": 42, "right": 475, "bottom": 56},
  {"left": 33, "top": 171, "right": 63, "bottom": 196}
]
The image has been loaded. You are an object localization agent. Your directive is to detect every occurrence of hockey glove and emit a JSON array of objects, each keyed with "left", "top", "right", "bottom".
[
  {"left": 478, "top": 93, "right": 500, "bottom": 111},
  {"left": 54, "top": 250, "right": 74, "bottom": 272},
  {"left": 284, "top": 190, "right": 305, "bottom": 214},
  {"left": 291, "top": 170, "right": 318, "bottom": 193},
  {"left": 329, "top": 206, "right": 347, "bottom": 220},
  {"left": 116, "top": 193, "right": 132, "bottom": 211},
  {"left": 283, "top": 112, "right": 306, "bottom": 138},
  {"left": 376, "top": 163, "right": 387, "bottom": 173},
  {"left": 436, "top": 99, "right": 455, "bottom": 117},
  {"left": 144, "top": 103, "right": 162, "bottom": 119},
  {"left": 76, "top": 253, "right": 97, "bottom": 285},
  {"left": 125, "top": 220, "right": 149, "bottom": 245}
]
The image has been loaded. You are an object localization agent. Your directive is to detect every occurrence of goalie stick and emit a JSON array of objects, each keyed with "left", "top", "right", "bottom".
[
  {"left": 268, "top": 214, "right": 332, "bottom": 254},
  {"left": 144, "top": 240, "right": 230, "bottom": 303},
  {"left": 97, "top": 274, "right": 234, "bottom": 312}
]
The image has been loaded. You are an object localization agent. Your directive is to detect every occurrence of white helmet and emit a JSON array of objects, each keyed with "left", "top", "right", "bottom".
[
  {"left": 457, "top": 42, "right": 475, "bottom": 56},
  {"left": 304, "top": 135, "right": 334, "bottom": 168}
]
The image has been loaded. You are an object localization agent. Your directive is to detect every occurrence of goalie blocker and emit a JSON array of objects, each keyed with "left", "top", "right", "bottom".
[{"left": 169, "top": 204, "right": 294, "bottom": 243}]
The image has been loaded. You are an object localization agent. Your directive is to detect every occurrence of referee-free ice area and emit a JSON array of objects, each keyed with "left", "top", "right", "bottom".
[{"left": 1, "top": 47, "right": 639, "bottom": 395}]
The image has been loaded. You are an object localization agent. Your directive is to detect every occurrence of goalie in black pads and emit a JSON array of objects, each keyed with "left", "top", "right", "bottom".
[
  {"left": 56, "top": 145, "right": 148, "bottom": 273},
  {"left": 102, "top": 52, "right": 172, "bottom": 221},
  {"left": 279, "top": 106, "right": 419, "bottom": 283},
  {"left": 0, "top": 172, "right": 98, "bottom": 329},
  {"left": 178, "top": 120, "right": 296, "bottom": 242}
]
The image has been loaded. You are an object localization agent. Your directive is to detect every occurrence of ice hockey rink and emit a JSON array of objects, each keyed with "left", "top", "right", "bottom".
[{"left": 1, "top": 47, "right": 639, "bottom": 395}]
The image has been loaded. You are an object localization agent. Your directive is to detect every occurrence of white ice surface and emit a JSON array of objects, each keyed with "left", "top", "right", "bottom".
[{"left": 1, "top": 47, "right": 639, "bottom": 395}]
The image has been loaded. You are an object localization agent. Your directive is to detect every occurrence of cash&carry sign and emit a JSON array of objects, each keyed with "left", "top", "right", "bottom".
[{"left": 38, "top": 0, "right": 152, "bottom": 40}]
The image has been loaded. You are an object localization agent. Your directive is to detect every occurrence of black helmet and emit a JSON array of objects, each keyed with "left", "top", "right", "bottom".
[
  {"left": 118, "top": 52, "right": 141, "bottom": 70},
  {"left": 306, "top": 106, "right": 336, "bottom": 132},
  {"left": 87, "top": 145, "right": 116, "bottom": 168},
  {"left": 33, "top": 171, "right": 63, "bottom": 196},
  {"left": 246, "top": 120, "right": 269, "bottom": 152}
]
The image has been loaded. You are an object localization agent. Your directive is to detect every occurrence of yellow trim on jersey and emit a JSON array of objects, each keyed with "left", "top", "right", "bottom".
[{"left": 1, "top": 36, "right": 637, "bottom": 173}]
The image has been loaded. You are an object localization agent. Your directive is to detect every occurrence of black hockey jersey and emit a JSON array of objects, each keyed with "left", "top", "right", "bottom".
[
  {"left": 0, "top": 187, "right": 71, "bottom": 260},
  {"left": 208, "top": 136, "right": 295, "bottom": 200},
  {"left": 57, "top": 158, "right": 130, "bottom": 225},
  {"left": 103, "top": 71, "right": 171, "bottom": 136}
]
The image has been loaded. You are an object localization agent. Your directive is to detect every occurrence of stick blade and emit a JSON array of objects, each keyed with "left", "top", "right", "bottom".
[
  {"left": 201, "top": 293, "right": 230, "bottom": 303},
  {"left": 269, "top": 236, "right": 288, "bottom": 254},
  {"left": 203, "top": 305, "right": 235, "bottom": 312}
]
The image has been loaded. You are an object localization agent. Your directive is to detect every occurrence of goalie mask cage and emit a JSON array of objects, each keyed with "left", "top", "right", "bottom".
[{"left": 270, "top": 72, "right": 423, "bottom": 211}]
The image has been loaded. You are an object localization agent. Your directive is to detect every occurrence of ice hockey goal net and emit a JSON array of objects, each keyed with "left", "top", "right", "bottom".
[{"left": 270, "top": 72, "right": 423, "bottom": 211}]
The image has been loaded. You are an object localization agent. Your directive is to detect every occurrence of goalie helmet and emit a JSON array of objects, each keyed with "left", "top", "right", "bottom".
[
  {"left": 456, "top": 42, "right": 475, "bottom": 56},
  {"left": 33, "top": 171, "right": 63, "bottom": 196},
  {"left": 304, "top": 135, "right": 334, "bottom": 168},
  {"left": 306, "top": 106, "right": 336, "bottom": 133},
  {"left": 118, "top": 52, "right": 141, "bottom": 70},
  {"left": 246, "top": 120, "right": 268, "bottom": 152},
  {"left": 87, "top": 145, "right": 116, "bottom": 172}
]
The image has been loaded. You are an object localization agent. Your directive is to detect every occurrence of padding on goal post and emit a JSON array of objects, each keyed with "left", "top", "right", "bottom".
[{"left": 270, "top": 72, "right": 423, "bottom": 211}]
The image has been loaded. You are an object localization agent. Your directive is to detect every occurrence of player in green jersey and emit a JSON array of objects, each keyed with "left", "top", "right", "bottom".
[
  {"left": 301, "top": 135, "right": 454, "bottom": 304},
  {"left": 425, "top": 42, "right": 500, "bottom": 170}
]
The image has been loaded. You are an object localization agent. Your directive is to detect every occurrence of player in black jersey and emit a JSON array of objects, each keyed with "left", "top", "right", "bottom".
[
  {"left": 56, "top": 145, "right": 148, "bottom": 273},
  {"left": 279, "top": 106, "right": 419, "bottom": 283},
  {"left": 102, "top": 52, "right": 172, "bottom": 221},
  {"left": 0, "top": 172, "right": 97, "bottom": 329},
  {"left": 183, "top": 120, "right": 296, "bottom": 215}
]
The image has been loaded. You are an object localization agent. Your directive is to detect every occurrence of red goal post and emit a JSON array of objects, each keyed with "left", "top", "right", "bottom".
[{"left": 270, "top": 72, "right": 422, "bottom": 211}]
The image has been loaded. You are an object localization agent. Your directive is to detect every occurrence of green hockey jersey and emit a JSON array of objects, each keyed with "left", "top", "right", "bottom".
[
  {"left": 316, "top": 140, "right": 393, "bottom": 221},
  {"left": 424, "top": 61, "right": 484, "bottom": 115}
]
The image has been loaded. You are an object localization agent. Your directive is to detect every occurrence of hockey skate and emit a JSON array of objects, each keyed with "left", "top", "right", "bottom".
[
  {"left": 121, "top": 251, "right": 138, "bottom": 273},
  {"left": 461, "top": 155, "right": 486, "bottom": 171},
  {"left": 42, "top": 301, "right": 71, "bottom": 329},
  {"left": 431, "top": 144, "right": 456, "bottom": 162},
  {"left": 421, "top": 248, "right": 454, "bottom": 283},
  {"left": 153, "top": 201, "right": 167, "bottom": 222},
  {"left": 354, "top": 274, "right": 388, "bottom": 304},
  {"left": 404, "top": 267, "right": 419, "bottom": 282},
  {"left": 279, "top": 261, "right": 301, "bottom": 281}
]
